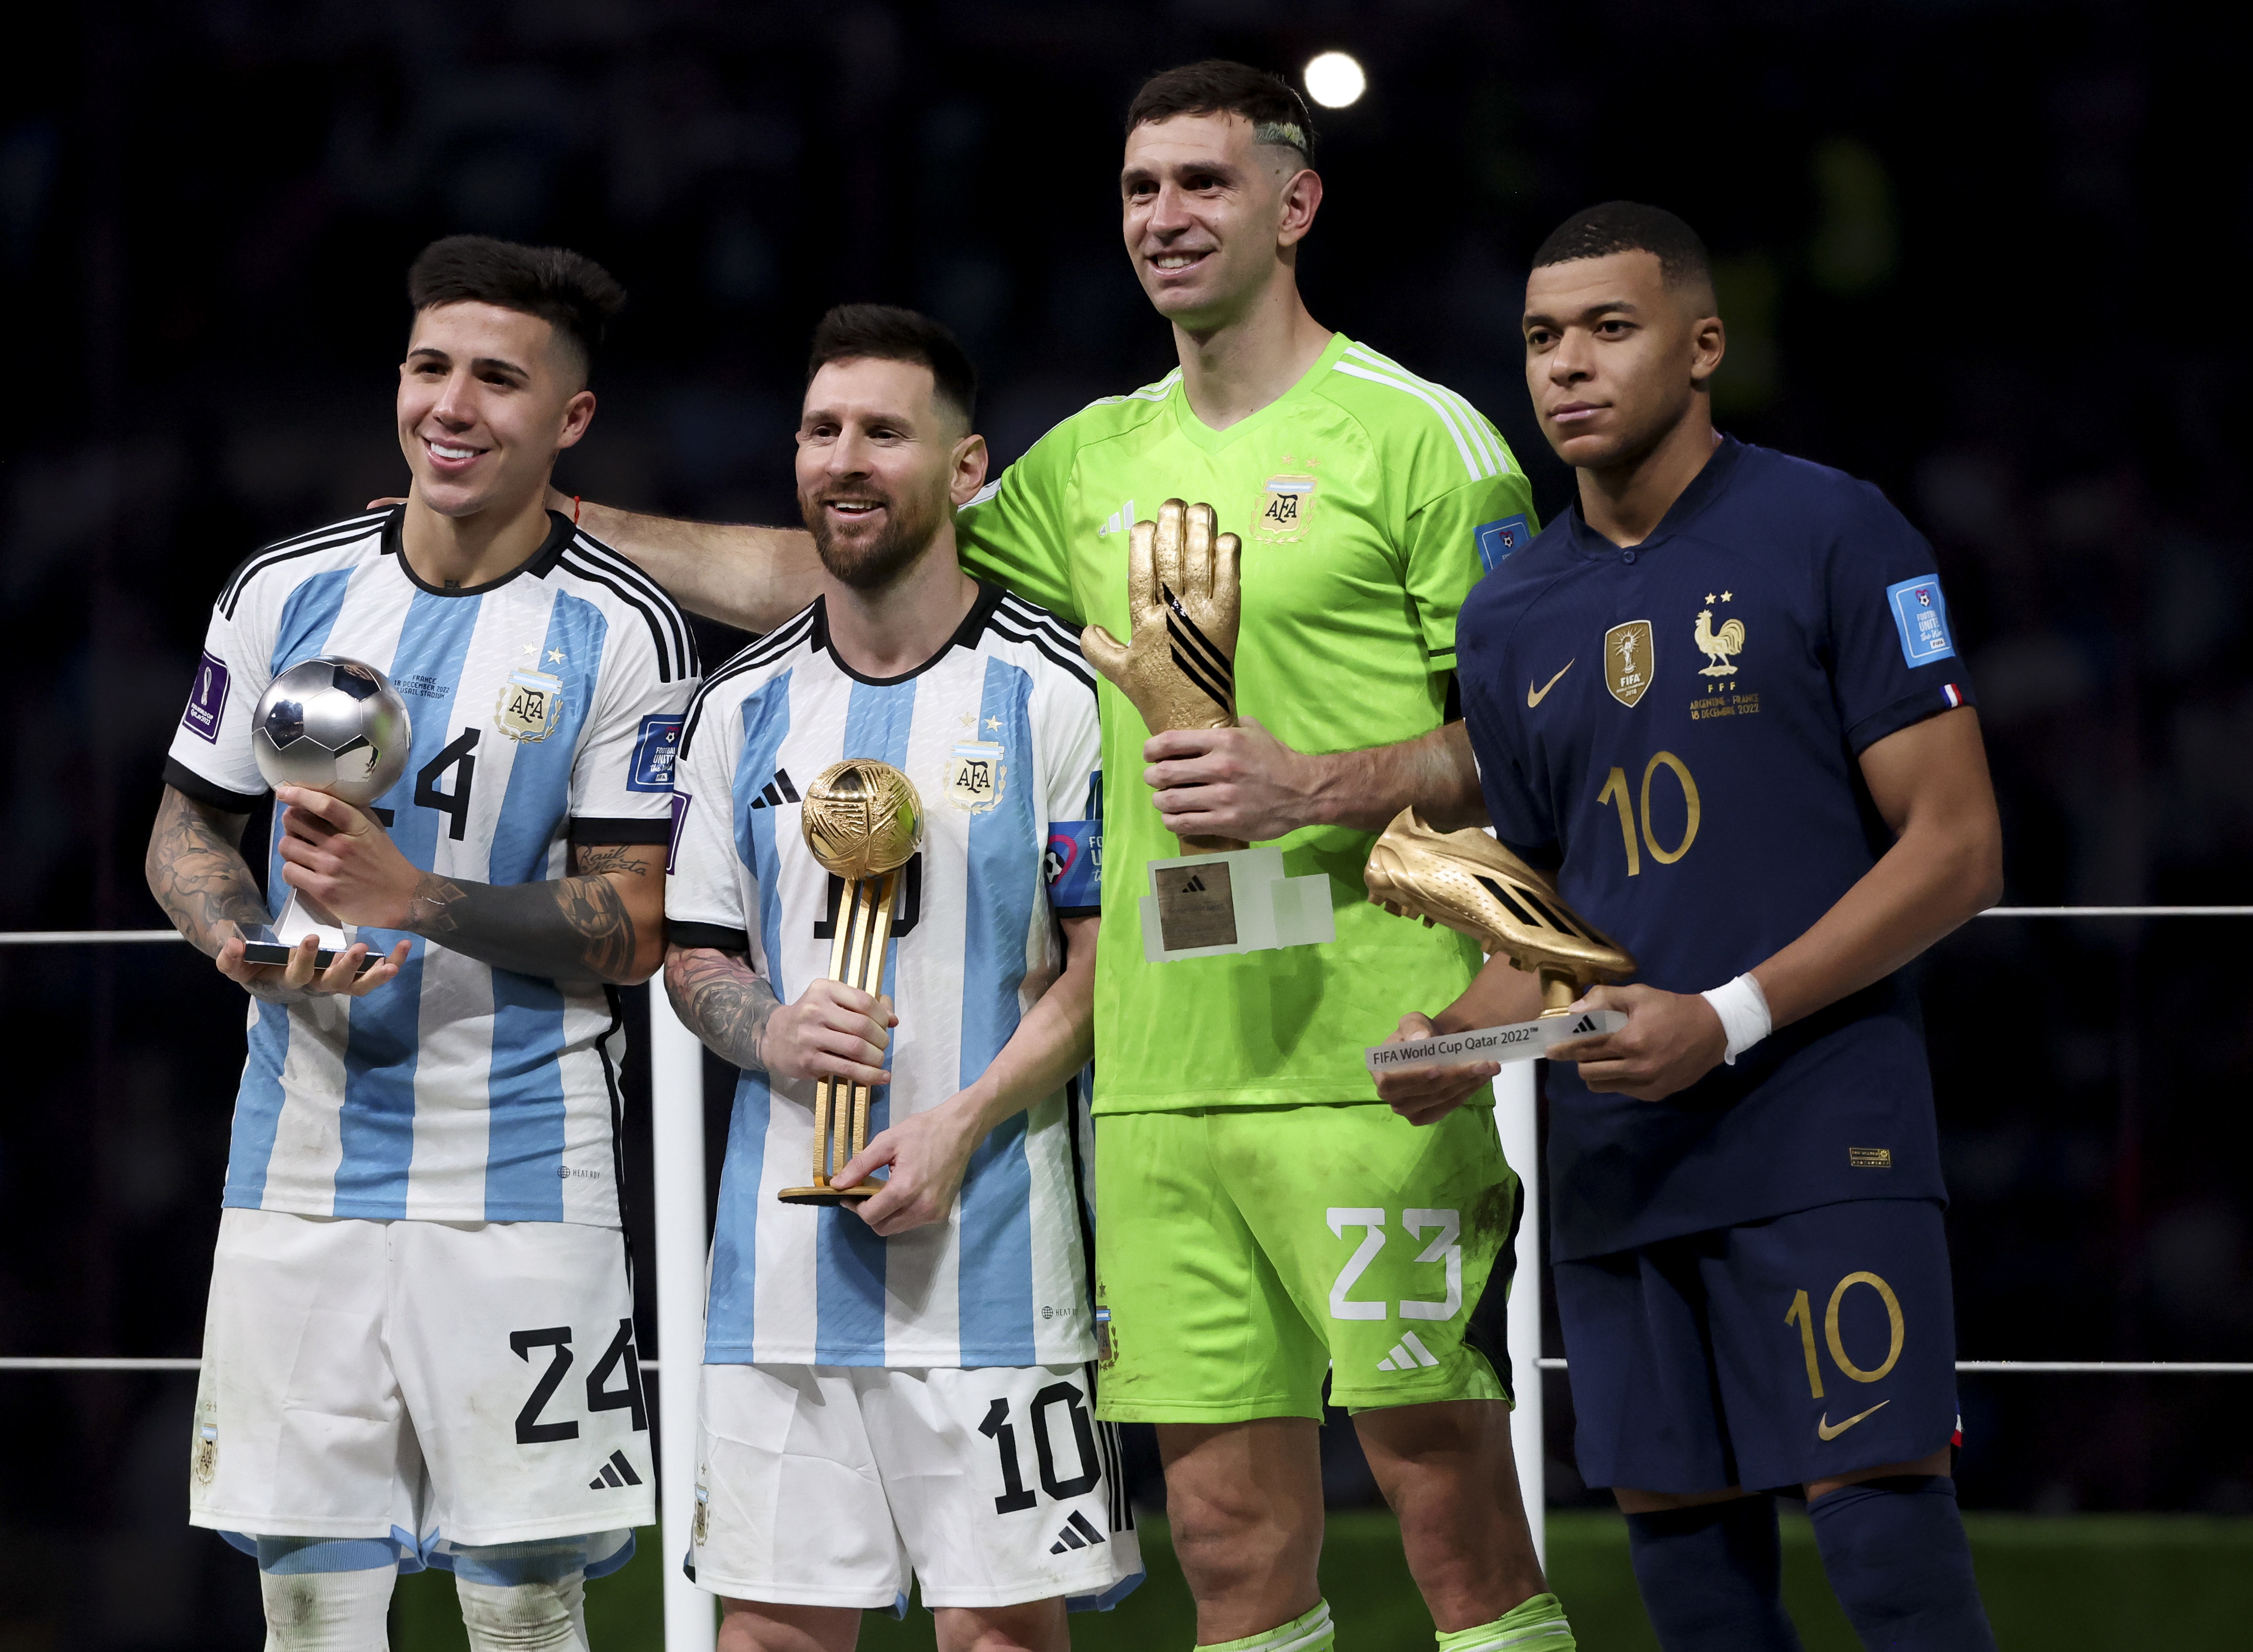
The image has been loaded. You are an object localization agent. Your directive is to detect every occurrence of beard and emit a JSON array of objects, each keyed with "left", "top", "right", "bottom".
[{"left": 800, "top": 481, "right": 946, "bottom": 591}]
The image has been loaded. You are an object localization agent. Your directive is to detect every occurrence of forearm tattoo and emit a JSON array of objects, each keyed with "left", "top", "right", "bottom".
[
  {"left": 406, "top": 870, "right": 638, "bottom": 984},
  {"left": 665, "top": 946, "right": 778, "bottom": 1071},
  {"left": 147, "top": 788, "right": 271, "bottom": 957}
]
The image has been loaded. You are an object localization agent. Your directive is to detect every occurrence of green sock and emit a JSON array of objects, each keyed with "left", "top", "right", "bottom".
[
  {"left": 1199, "top": 1599, "right": 1335, "bottom": 1652},
  {"left": 1435, "top": 1593, "right": 1575, "bottom": 1652}
]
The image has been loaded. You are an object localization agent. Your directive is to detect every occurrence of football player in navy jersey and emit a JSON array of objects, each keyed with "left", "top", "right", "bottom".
[{"left": 1140, "top": 201, "right": 2005, "bottom": 1651}]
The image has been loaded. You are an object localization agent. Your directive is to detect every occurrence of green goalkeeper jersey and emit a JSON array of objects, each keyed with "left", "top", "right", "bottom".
[{"left": 957, "top": 331, "right": 1537, "bottom": 1112}]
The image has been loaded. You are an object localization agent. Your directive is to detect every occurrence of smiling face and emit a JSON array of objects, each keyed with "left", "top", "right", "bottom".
[
  {"left": 795, "top": 356, "right": 987, "bottom": 592},
  {"left": 396, "top": 301, "right": 595, "bottom": 520},
  {"left": 1521, "top": 250, "right": 1725, "bottom": 474},
  {"left": 1120, "top": 111, "right": 1321, "bottom": 332}
]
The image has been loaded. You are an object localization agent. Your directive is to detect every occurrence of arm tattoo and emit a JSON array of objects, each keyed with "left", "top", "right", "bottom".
[
  {"left": 664, "top": 945, "right": 778, "bottom": 1071},
  {"left": 404, "top": 869, "right": 638, "bottom": 984},
  {"left": 146, "top": 787, "right": 270, "bottom": 956}
]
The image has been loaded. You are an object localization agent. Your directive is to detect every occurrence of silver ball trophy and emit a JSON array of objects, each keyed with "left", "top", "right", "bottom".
[{"left": 238, "top": 657, "right": 414, "bottom": 972}]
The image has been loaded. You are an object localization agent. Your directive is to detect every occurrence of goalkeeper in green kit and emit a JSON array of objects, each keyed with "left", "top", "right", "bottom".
[{"left": 575, "top": 60, "right": 1574, "bottom": 1652}]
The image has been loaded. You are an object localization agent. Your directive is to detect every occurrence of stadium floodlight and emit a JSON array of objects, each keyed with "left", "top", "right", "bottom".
[{"left": 1304, "top": 50, "right": 1367, "bottom": 109}]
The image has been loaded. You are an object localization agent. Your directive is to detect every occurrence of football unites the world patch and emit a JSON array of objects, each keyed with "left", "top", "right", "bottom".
[
  {"left": 1885, "top": 575, "right": 1957, "bottom": 667},
  {"left": 1475, "top": 514, "right": 1530, "bottom": 572},
  {"left": 628, "top": 713, "right": 683, "bottom": 793},
  {"left": 1045, "top": 819, "right": 1101, "bottom": 908}
]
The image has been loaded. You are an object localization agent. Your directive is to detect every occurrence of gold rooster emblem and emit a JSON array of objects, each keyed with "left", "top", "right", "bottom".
[{"left": 1693, "top": 608, "right": 1745, "bottom": 676}]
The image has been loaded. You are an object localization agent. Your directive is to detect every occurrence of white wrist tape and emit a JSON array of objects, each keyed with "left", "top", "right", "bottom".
[{"left": 1700, "top": 973, "right": 1772, "bottom": 1065}]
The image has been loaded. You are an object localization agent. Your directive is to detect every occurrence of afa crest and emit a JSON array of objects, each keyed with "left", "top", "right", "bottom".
[
  {"left": 1606, "top": 620, "right": 1655, "bottom": 708},
  {"left": 1254, "top": 457, "right": 1317, "bottom": 544},
  {"left": 945, "top": 740, "right": 1007, "bottom": 813},
  {"left": 497, "top": 669, "right": 564, "bottom": 743}
]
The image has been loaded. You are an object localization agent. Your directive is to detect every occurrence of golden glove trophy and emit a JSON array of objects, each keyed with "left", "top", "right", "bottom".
[
  {"left": 777, "top": 759, "right": 923, "bottom": 1206},
  {"left": 1082, "top": 498, "right": 1245, "bottom": 853},
  {"left": 1083, "top": 499, "right": 1334, "bottom": 962},
  {"left": 1361, "top": 809, "right": 1637, "bottom": 1073}
]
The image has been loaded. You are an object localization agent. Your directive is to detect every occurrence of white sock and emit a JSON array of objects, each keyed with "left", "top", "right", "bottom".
[
  {"left": 258, "top": 1565, "right": 396, "bottom": 1652},
  {"left": 456, "top": 1574, "right": 591, "bottom": 1652}
]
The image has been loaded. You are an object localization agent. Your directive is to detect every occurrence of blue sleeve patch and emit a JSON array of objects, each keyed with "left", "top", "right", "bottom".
[
  {"left": 1046, "top": 819, "right": 1101, "bottom": 909},
  {"left": 629, "top": 713, "right": 684, "bottom": 793},
  {"left": 1475, "top": 515, "right": 1530, "bottom": 573},
  {"left": 1884, "top": 576, "right": 1957, "bottom": 667}
]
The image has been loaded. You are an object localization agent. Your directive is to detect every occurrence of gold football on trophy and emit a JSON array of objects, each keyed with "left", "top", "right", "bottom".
[
  {"left": 801, "top": 760, "right": 923, "bottom": 879},
  {"left": 1365, "top": 808, "right": 1636, "bottom": 1014}
]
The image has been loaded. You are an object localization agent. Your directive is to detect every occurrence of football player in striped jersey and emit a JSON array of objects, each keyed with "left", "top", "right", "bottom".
[
  {"left": 148, "top": 236, "right": 697, "bottom": 1652},
  {"left": 664, "top": 305, "right": 1140, "bottom": 1652}
]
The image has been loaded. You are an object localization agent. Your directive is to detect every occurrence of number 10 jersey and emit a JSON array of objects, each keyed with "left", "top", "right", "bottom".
[
  {"left": 666, "top": 585, "right": 1104, "bottom": 1369},
  {"left": 164, "top": 507, "right": 699, "bottom": 1229}
]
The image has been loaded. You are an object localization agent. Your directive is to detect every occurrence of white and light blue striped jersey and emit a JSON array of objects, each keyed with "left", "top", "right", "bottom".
[
  {"left": 164, "top": 506, "right": 699, "bottom": 1228},
  {"left": 668, "top": 584, "right": 1104, "bottom": 1368}
]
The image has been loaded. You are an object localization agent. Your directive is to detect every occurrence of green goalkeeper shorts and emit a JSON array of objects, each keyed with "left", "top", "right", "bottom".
[{"left": 1091, "top": 1103, "right": 1521, "bottom": 1423}]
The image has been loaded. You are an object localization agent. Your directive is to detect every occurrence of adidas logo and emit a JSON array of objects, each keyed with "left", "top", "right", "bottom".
[
  {"left": 1048, "top": 1511, "right": 1108, "bottom": 1554},
  {"left": 587, "top": 1449, "right": 644, "bottom": 1491},
  {"left": 1572, "top": 1014, "right": 1597, "bottom": 1033},
  {"left": 1097, "top": 499, "right": 1136, "bottom": 537},
  {"left": 1183, "top": 874, "right": 1207, "bottom": 892},
  {"left": 1376, "top": 1330, "right": 1441, "bottom": 1372},
  {"left": 747, "top": 769, "right": 802, "bottom": 810}
]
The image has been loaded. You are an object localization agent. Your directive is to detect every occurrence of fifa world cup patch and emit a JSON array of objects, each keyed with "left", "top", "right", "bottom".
[
  {"left": 1606, "top": 620, "right": 1655, "bottom": 707},
  {"left": 1885, "top": 575, "right": 1957, "bottom": 667},
  {"left": 182, "top": 652, "right": 230, "bottom": 742},
  {"left": 193, "top": 1397, "right": 219, "bottom": 1484}
]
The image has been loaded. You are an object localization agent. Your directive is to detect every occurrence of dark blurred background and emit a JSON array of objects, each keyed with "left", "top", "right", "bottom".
[{"left": 3, "top": 0, "right": 2249, "bottom": 1644}]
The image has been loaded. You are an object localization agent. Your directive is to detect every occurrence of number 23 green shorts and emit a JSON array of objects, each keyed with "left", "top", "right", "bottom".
[{"left": 1091, "top": 1103, "right": 1521, "bottom": 1422}]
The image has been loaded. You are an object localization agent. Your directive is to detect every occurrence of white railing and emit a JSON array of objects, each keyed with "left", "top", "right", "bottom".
[{"left": 5, "top": 913, "right": 2248, "bottom": 1611}]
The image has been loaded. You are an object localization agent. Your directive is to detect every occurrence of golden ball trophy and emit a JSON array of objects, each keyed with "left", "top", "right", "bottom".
[
  {"left": 777, "top": 759, "right": 923, "bottom": 1205},
  {"left": 1362, "top": 809, "right": 1639, "bottom": 1073}
]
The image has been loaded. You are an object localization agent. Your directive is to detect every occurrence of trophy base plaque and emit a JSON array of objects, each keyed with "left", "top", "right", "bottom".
[
  {"left": 777, "top": 1183, "right": 880, "bottom": 1206},
  {"left": 1141, "top": 844, "right": 1336, "bottom": 962},
  {"left": 1363, "top": 1009, "right": 1628, "bottom": 1076},
  {"left": 238, "top": 890, "right": 380, "bottom": 975}
]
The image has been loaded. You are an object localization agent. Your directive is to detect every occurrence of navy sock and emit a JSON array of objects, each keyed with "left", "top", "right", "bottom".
[
  {"left": 1624, "top": 1496, "right": 1804, "bottom": 1652},
  {"left": 1808, "top": 1475, "right": 1997, "bottom": 1651}
]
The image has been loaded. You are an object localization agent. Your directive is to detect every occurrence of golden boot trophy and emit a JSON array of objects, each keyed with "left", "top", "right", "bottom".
[
  {"left": 1361, "top": 809, "right": 1638, "bottom": 1075},
  {"left": 777, "top": 759, "right": 923, "bottom": 1206},
  {"left": 1082, "top": 498, "right": 1245, "bottom": 854}
]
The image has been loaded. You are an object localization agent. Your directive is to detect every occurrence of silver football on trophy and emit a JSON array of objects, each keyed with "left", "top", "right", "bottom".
[{"left": 252, "top": 658, "right": 414, "bottom": 805}]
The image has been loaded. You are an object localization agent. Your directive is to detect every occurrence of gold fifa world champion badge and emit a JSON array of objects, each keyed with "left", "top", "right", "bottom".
[{"left": 1607, "top": 620, "right": 1654, "bottom": 707}]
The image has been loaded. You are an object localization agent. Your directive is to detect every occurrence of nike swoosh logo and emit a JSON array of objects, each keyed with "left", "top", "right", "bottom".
[
  {"left": 1817, "top": 1400, "right": 1891, "bottom": 1441},
  {"left": 1526, "top": 660, "right": 1575, "bottom": 707}
]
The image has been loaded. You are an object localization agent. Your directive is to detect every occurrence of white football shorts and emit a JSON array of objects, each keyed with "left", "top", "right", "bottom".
[
  {"left": 190, "top": 1208, "right": 655, "bottom": 1551},
  {"left": 691, "top": 1361, "right": 1143, "bottom": 1612}
]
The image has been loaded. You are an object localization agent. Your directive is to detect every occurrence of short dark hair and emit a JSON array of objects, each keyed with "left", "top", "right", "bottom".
[
  {"left": 1126, "top": 59, "right": 1316, "bottom": 164},
  {"left": 807, "top": 304, "right": 979, "bottom": 430},
  {"left": 1531, "top": 202, "right": 1714, "bottom": 298},
  {"left": 406, "top": 235, "right": 627, "bottom": 380}
]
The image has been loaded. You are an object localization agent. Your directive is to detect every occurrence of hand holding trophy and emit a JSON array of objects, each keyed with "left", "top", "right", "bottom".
[
  {"left": 241, "top": 657, "right": 414, "bottom": 974},
  {"left": 1362, "top": 809, "right": 1637, "bottom": 1073},
  {"left": 1082, "top": 498, "right": 1244, "bottom": 853},
  {"left": 779, "top": 759, "right": 923, "bottom": 1206}
]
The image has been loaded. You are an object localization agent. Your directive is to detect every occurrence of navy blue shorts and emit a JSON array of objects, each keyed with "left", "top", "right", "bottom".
[{"left": 1554, "top": 1198, "right": 1961, "bottom": 1495}]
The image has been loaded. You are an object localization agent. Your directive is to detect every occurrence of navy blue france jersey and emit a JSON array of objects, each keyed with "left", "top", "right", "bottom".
[{"left": 1457, "top": 438, "right": 1974, "bottom": 1261}]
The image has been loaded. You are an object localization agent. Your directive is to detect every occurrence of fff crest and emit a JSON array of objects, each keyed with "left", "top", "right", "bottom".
[
  {"left": 945, "top": 740, "right": 1007, "bottom": 813},
  {"left": 1606, "top": 620, "right": 1655, "bottom": 708},
  {"left": 497, "top": 668, "right": 564, "bottom": 743},
  {"left": 1693, "top": 606, "right": 1746, "bottom": 676}
]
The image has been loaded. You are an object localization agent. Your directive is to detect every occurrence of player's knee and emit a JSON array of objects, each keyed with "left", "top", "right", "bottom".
[
  {"left": 453, "top": 1573, "right": 589, "bottom": 1652},
  {"left": 932, "top": 1597, "right": 1067, "bottom": 1652},
  {"left": 1808, "top": 1476, "right": 1996, "bottom": 1652},
  {"left": 251, "top": 1543, "right": 397, "bottom": 1652},
  {"left": 1622, "top": 1497, "right": 1800, "bottom": 1652}
]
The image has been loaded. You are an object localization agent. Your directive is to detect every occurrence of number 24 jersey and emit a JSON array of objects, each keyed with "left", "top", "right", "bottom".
[{"left": 164, "top": 507, "right": 698, "bottom": 1229}]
